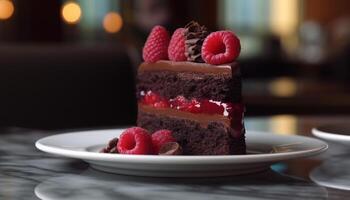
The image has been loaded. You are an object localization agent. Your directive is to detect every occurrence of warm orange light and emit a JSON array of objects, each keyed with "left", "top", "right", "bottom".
[
  {"left": 269, "top": 77, "right": 297, "bottom": 97},
  {"left": 270, "top": 115, "right": 297, "bottom": 135},
  {"left": 270, "top": 0, "right": 299, "bottom": 36},
  {"left": 103, "top": 12, "right": 123, "bottom": 33},
  {"left": 0, "top": 0, "right": 14, "bottom": 20},
  {"left": 61, "top": 2, "right": 81, "bottom": 24}
]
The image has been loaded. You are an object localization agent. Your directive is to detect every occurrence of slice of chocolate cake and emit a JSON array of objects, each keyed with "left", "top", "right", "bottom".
[
  {"left": 136, "top": 61, "right": 245, "bottom": 155},
  {"left": 136, "top": 21, "right": 244, "bottom": 155}
]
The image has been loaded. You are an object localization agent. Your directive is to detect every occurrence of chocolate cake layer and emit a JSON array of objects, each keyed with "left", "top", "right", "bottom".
[
  {"left": 137, "top": 110, "right": 246, "bottom": 155},
  {"left": 137, "top": 62, "right": 242, "bottom": 102}
]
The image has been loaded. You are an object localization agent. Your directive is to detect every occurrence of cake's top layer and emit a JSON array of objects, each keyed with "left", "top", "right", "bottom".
[
  {"left": 139, "top": 60, "right": 239, "bottom": 76},
  {"left": 137, "top": 70, "right": 242, "bottom": 102}
]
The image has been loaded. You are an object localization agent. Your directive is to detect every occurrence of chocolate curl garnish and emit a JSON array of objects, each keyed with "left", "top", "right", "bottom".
[
  {"left": 159, "top": 142, "right": 183, "bottom": 155},
  {"left": 184, "top": 21, "right": 209, "bottom": 63},
  {"left": 100, "top": 138, "right": 119, "bottom": 153}
]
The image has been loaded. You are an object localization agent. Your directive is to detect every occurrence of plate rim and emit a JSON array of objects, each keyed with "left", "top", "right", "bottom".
[
  {"left": 310, "top": 164, "right": 350, "bottom": 191},
  {"left": 312, "top": 127, "right": 350, "bottom": 142},
  {"left": 35, "top": 129, "right": 328, "bottom": 164}
]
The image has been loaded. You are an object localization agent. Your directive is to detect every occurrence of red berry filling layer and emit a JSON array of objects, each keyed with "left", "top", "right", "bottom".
[{"left": 139, "top": 90, "right": 243, "bottom": 118}]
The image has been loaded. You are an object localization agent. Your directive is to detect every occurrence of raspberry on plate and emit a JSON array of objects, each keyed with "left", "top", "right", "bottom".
[
  {"left": 117, "top": 127, "right": 153, "bottom": 155},
  {"left": 201, "top": 31, "right": 241, "bottom": 65},
  {"left": 151, "top": 130, "right": 176, "bottom": 154},
  {"left": 143, "top": 25, "right": 170, "bottom": 63},
  {"left": 168, "top": 28, "right": 187, "bottom": 61}
]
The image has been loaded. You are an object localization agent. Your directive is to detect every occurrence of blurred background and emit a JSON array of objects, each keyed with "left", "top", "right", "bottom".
[{"left": 0, "top": 0, "right": 349, "bottom": 129}]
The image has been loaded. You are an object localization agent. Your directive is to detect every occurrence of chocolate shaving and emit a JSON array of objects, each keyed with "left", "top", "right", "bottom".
[
  {"left": 184, "top": 21, "right": 209, "bottom": 63},
  {"left": 100, "top": 137, "right": 119, "bottom": 153},
  {"left": 159, "top": 142, "right": 183, "bottom": 155}
]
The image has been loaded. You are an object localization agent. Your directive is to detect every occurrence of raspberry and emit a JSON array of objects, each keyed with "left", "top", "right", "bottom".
[
  {"left": 170, "top": 96, "right": 187, "bottom": 110},
  {"left": 201, "top": 31, "right": 240, "bottom": 65},
  {"left": 168, "top": 28, "right": 187, "bottom": 61},
  {"left": 143, "top": 26, "right": 170, "bottom": 63},
  {"left": 142, "top": 91, "right": 169, "bottom": 108},
  {"left": 170, "top": 96, "right": 201, "bottom": 113},
  {"left": 117, "top": 127, "right": 153, "bottom": 155},
  {"left": 201, "top": 100, "right": 224, "bottom": 115},
  {"left": 184, "top": 99, "right": 201, "bottom": 113},
  {"left": 151, "top": 130, "right": 176, "bottom": 154},
  {"left": 153, "top": 100, "right": 170, "bottom": 108},
  {"left": 143, "top": 91, "right": 160, "bottom": 105}
]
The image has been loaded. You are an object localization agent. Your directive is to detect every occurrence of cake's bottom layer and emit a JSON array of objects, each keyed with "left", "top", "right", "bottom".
[{"left": 137, "top": 111, "right": 246, "bottom": 155}]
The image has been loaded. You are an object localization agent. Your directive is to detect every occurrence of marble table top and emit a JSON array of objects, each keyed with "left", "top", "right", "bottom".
[{"left": 0, "top": 118, "right": 350, "bottom": 200}]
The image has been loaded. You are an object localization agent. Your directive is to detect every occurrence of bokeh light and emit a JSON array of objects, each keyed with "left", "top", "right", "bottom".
[
  {"left": 270, "top": 115, "right": 297, "bottom": 135},
  {"left": 0, "top": 0, "right": 14, "bottom": 20},
  {"left": 103, "top": 12, "right": 123, "bottom": 33},
  {"left": 269, "top": 77, "right": 297, "bottom": 97},
  {"left": 270, "top": 0, "right": 299, "bottom": 36},
  {"left": 61, "top": 2, "right": 81, "bottom": 24}
]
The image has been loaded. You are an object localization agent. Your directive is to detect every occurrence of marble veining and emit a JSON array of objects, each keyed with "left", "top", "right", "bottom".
[
  {"left": 35, "top": 169, "right": 329, "bottom": 200},
  {"left": 0, "top": 127, "right": 348, "bottom": 200}
]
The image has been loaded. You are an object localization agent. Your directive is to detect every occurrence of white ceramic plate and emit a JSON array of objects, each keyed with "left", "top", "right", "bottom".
[
  {"left": 312, "top": 123, "right": 350, "bottom": 145},
  {"left": 310, "top": 155, "right": 350, "bottom": 191},
  {"left": 35, "top": 129, "right": 328, "bottom": 177}
]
